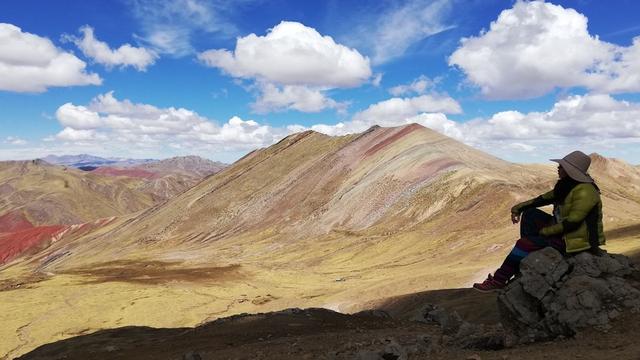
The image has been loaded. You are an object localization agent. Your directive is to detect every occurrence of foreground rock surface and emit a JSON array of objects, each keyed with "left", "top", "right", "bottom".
[{"left": 498, "top": 247, "right": 640, "bottom": 344}]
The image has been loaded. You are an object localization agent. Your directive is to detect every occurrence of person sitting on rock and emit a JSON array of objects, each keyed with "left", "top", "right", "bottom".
[{"left": 473, "top": 150, "right": 605, "bottom": 292}]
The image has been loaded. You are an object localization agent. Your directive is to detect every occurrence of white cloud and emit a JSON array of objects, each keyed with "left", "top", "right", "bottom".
[
  {"left": 56, "top": 103, "right": 103, "bottom": 129},
  {"left": 0, "top": 23, "right": 101, "bottom": 92},
  {"left": 4, "top": 136, "right": 27, "bottom": 145},
  {"left": 372, "top": 0, "right": 454, "bottom": 64},
  {"left": 64, "top": 26, "right": 158, "bottom": 71},
  {"left": 140, "top": 27, "right": 192, "bottom": 56},
  {"left": 344, "top": 0, "right": 454, "bottom": 65},
  {"left": 352, "top": 94, "right": 462, "bottom": 125},
  {"left": 410, "top": 93, "right": 640, "bottom": 161},
  {"left": 449, "top": 0, "right": 640, "bottom": 99},
  {"left": 389, "top": 75, "right": 437, "bottom": 96},
  {"left": 199, "top": 21, "right": 372, "bottom": 113},
  {"left": 128, "top": 0, "right": 239, "bottom": 56},
  {"left": 405, "top": 112, "right": 464, "bottom": 139},
  {"left": 597, "top": 37, "right": 640, "bottom": 94},
  {"left": 17, "top": 93, "right": 640, "bottom": 164},
  {"left": 52, "top": 92, "right": 285, "bottom": 154},
  {"left": 459, "top": 94, "right": 640, "bottom": 143},
  {"left": 56, "top": 127, "right": 103, "bottom": 141},
  {"left": 199, "top": 21, "right": 371, "bottom": 88},
  {"left": 289, "top": 94, "right": 462, "bottom": 136},
  {"left": 251, "top": 83, "right": 348, "bottom": 114}
]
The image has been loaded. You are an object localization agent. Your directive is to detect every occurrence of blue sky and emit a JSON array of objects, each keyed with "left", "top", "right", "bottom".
[{"left": 1, "top": 0, "right": 639, "bottom": 164}]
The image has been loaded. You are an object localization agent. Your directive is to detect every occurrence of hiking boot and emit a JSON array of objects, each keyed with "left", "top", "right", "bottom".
[{"left": 472, "top": 274, "right": 506, "bottom": 293}]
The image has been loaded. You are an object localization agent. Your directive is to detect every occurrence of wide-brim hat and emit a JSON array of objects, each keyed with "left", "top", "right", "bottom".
[{"left": 551, "top": 150, "right": 594, "bottom": 183}]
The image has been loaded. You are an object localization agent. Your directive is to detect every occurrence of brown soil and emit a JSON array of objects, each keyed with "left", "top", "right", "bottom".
[
  {"left": 0, "top": 273, "right": 49, "bottom": 292},
  {"left": 60, "top": 260, "right": 244, "bottom": 285}
]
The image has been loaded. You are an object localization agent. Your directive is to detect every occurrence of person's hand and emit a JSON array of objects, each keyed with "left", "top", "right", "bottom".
[{"left": 511, "top": 212, "right": 521, "bottom": 224}]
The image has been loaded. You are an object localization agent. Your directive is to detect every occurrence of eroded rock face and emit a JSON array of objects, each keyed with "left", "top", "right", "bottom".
[{"left": 498, "top": 248, "right": 640, "bottom": 344}]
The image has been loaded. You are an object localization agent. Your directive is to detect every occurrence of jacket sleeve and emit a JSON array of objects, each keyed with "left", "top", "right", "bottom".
[
  {"left": 540, "top": 185, "right": 599, "bottom": 236},
  {"left": 511, "top": 189, "right": 555, "bottom": 214}
]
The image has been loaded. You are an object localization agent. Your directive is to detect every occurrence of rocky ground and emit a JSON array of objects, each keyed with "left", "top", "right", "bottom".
[
  {"left": 14, "top": 305, "right": 640, "bottom": 360},
  {"left": 16, "top": 251, "right": 640, "bottom": 360}
]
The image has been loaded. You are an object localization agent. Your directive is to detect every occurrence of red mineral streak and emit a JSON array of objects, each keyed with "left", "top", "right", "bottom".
[
  {"left": 0, "top": 211, "right": 34, "bottom": 233},
  {"left": 0, "top": 216, "right": 116, "bottom": 265},
  {"left": 0, "top": 225, "right": 66, "bottom": 264},
  {"left": 412, "top": 158, "right": 462, "bottom": 181},
  {"left": 364, "top": 124, "right": 422, "bottom": 158}
]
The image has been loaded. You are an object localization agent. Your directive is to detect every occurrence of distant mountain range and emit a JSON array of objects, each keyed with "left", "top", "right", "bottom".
[
  {"left": 41, "top": 154, "right": 157, "bottom": 168},
  {"left": 0, "top": 155, "right": 229, "bottom": 265}
]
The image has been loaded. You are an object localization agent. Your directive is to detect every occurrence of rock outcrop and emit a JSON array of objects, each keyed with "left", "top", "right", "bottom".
[
  {"left": 417, "top": 304, "right": 504, "bottom": 350},
  {"left": 498, "top": 247, "right": 640, "bottom": 344}
]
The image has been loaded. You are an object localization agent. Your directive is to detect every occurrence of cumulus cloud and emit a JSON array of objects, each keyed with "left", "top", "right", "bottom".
[
  {"left": 27, "top": 92, "right": 640, "bottom": 164},
  {"left": 484, "top": 94, "right": 640, "bottom": 139},
  {"left": 199, "top": 21, "right": 371, "bottom": 88},
  {"left": 0, "top": 23, "right": 101, "bottom": 92},
  {"left": 64, "top": 26, "right": 158, "bottom": 71},
  {"left": 56, "top": 103, "right": 103, "bottom": 129},
  {"left": 408, "top": 93, "right": 640, "bottom": 160},
  {"left": 352, "top": 94, "right": 462, "bottom": 124},
  {"left": 199, "top": 21, "right": 372, "bottom": 113},
  {"left": 389, "top": 75, "right": 438, "bottom": 96},
  {"left": 449, "top": 0, "right": 640, "bottom": 99},
  {"left": 56, "top": 127, "right": 104, "bottom": 141},
  {"left": 361, "top": 93, "right": 638, "bottom": 146},
  {"left": 52, "top": 92, "right": 285, "bottom": 154},
  {"left": 288, "top": 94, "right": 462, "bottom": 136},
  {"left": 251, "top": 83, "right": 348, "bottom": 113}
]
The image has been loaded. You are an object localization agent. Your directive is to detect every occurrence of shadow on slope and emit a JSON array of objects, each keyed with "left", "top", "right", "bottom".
[
  {"left": 16, "top": 308, "right": 436, "bottom": 360},
  {"left": 605, "top": 223, "right": 640, "bottom": 241},
  {"left": 15, "top": 285, "right": 640, "bottom": 360},
  {"left": 371, "top": 288, "right": 500, "bottom": 325},
  {"left": 60, "top": 260, "right": 243, "bottom": 285}
]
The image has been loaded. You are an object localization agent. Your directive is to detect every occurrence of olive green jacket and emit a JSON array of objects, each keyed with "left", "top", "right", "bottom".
[{"left": 511, "top": 183, "right": 605, "bottom": 253}]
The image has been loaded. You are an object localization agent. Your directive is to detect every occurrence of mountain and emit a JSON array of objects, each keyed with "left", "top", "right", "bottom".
[
  {"left": 0, "top": 156, "right": 227, "bottom": 228},
  {"left": 91, "top": 156, "right": 228, "bottom": 201},
  {"left": 42, "top": 154, "right": 156, "bottom": 168},
  {"left": 138, "top": 155, "right": 227, "bottom": 177},
  {"left": 0, "top": 156, "right": 227, "bottom": 265},
  {"left": 589, "top": 153, "right": 640, "bottom": 203},
  {"left": 0, "top": 159, "right": 156, "bottom": 226},
  {"left": 22, "top": 124, "right": 520, "bottom": 265},
  {"left": 2, "top": 124, "right": 639, "bottom": 358}
]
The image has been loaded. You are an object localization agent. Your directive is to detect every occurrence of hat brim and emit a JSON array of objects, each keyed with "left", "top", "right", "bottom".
[{"left": 551, "top": 159, "right": 594, "bottom": 183}]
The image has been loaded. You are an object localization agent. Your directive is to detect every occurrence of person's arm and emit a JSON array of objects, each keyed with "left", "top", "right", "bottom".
[
  {"left": 511, "top": 189, "right": 555, "bottom": 215},
  {"left": 540, "top": 185, "right": 599, "bottom": 236}
]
